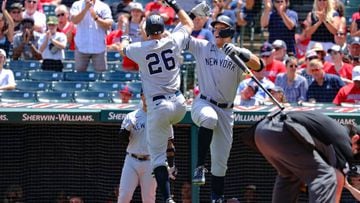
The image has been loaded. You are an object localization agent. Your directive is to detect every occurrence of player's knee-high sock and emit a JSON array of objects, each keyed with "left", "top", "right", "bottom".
[
  {"left": 197, "top": 126, "right": 213, "bottom": 166},
  {"left": 154, "top": 165, "right": 171, "bottom": 200},
  {"left": 211, "top": 175, "right": 225, "bottom": 199}
]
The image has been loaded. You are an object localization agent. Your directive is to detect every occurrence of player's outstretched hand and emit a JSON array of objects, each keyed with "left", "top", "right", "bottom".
[
  {"left": 168, "top": 166, "right": 178, "bottom": 180},
  {"left": 223, "top": 43, "right": 239, "bottom": 56},
  {"left": 191, "top": 1, "right": 211, "bottom": 17},
  {"left": 163, "top": 0, "right": 178, "bottom": 8}
]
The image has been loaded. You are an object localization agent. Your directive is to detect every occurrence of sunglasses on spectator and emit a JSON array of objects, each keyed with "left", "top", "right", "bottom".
[
  {"left": 27, "top": 0, "right": 37, "bottom": 4},
  {"left": 274, "top": 47, "right": 282, "bottom": 51},
  {"left": 288, "top": 64, "right": 297, "bottom": 68},
  {"left": 352, "top": 57, "right": 360, "bottom": 62},
  {"left": 318, "top": 0, "right": 327, "bottom": 2},
  {"left": 306, "top": 56, "right": 318, "bottom": 61},
  {"left": 56, "top": 13, "right": 65, "bottom": 17},
  {"left": 275, "top": 1, "right": 284, "bottom": 3},
  {"left": 11, "top": 10, "right": 21, "bottom": 14},
  {"left": 330, "top": 51, "right": 340, "bottom": 55},
  {"left": 310, "top": 68, "right": 321, "bottom": 73},
  {"left": 261, "top": 55, "right": 271, "bottom": 58},
  {"left": 336, "top": 32, "right": 345, "bottom": 36}
]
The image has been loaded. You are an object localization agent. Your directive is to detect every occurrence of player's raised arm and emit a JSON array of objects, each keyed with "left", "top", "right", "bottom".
[
  {"left": 223, "top": 43, "right": 264, "bottom": 72},
  {"left": 163, "top": 0, "right": 194, "bottom": 34}
]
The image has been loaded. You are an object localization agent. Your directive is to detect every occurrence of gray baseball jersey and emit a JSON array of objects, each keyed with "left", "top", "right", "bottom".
[
  {"left": 121, "top": 108, "right": 149, "bottom": 155},
  {"left": 186, "top": 38, "right": 245, "bottom": 103},
  {"left": 124, "top": 26, "right": 189, "bottom": 99}
]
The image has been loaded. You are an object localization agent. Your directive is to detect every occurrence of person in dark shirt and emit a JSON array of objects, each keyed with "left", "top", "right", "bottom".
[{"left": 250, "top": 111, "right": 360, "bottom": 202}]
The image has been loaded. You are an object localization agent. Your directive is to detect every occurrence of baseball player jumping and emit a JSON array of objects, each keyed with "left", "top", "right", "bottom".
[
  {"left": 118, "top": 0, "right": 193, "bottom": 202},
  {"left": 177, "top": 4, "right": 264, "bottom": 201},
  {"left": 117, "top": 90, "right": 176, "bottom": 203}
]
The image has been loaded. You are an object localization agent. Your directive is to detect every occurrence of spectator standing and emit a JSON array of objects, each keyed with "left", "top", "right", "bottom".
[
  {"left": 275, "top": 56, "right": 308, "bottom": 103},
  {"left": 22, "top": 0, "right": 47, "bottom": 33},
  {"left": 70, "top": 0, "right": 113, "bottom": 72},
  {"left": 260, "top": 42, "right": 286, "bottom": 82},
  {"left": 261, "top": 0, "right": 298, "bottom": 54},
  {"left": 307, "top": 59, "right": 345, "bottom": 103},
  {"left": 9, "top": 3, "right": 23, "bottom": 32},
  {"left": 38, "top": 16, "right": 67, "bottom": 72},
  {"left": 0, "top": 49, "right": 16, "bottom": 91},
  {"left": 304, "top": 0, "right": 340, "bottom": 54},
  {"left": 12, "top": 18, "right": 42, "bottom": 60},
  {"left": 325, "top": 44, "right": 353, "bottom": 83},
  {"left": 350, "top": 6, "right": 360, "bottom": 37},
  {"left": 144, "top": 0, "right": 176, "bottom": 26},
  {"left": 211, "top": 0, "right": 236, "bottom": 25},
  {"left": 333, "top": 66, "right": 360, "bottom": 105},
  {"left": 55, "top": 4, "right": 76, "bottom": 51},
  {"left": 0, "top": 0, "right": 15, "bottom": 56}
]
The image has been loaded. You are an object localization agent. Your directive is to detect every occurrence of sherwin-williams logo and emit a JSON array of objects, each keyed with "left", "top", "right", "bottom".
[
  {"left": 0, "top": 114, "right": 8, "bottom": 121},
  {"left": 22, "top": 114, "right": 94, "bottom": 122},
  {"left": 107, "top": 112, "right": 127, "bottom": 120}
]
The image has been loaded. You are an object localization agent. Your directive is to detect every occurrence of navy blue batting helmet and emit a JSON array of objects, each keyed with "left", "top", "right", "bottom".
[
  {"left": 211, "top": 15, "right": 235, "bottom": 38},
  {"left": 145, "top": 14, "right": 165, "bottom": 36}
]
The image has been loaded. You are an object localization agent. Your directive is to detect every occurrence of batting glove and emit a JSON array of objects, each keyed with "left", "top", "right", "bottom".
[
  {"left": 190, "top": 1, "right": 211, "bottom": 17},
  {"left": 168, "top": 166, "right": 178, "bottom": 180},
  {"left": 163, "top": 0, "right": 180, "bottom": 13},
  {"left": 223, "top": 43, "right": 251, "bottom": 61}
]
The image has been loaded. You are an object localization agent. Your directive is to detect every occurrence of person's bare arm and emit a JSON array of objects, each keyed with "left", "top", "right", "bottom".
[
  {"left": 2, "top": 0, "right": 14, "bottom": 42},
  {"left": 71, "top": 0, "right": 92, "bottom": 24},
  {"left": 260, "top": 0, "right": 272, "bottom": 28},
  {"left": 88, "top": 7, "right": 113, "bottom": 30}
]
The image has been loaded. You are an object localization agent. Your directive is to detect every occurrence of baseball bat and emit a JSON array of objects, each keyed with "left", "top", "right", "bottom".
[{"left": 228, "top": 53, "right": 285, "bottom": 111}]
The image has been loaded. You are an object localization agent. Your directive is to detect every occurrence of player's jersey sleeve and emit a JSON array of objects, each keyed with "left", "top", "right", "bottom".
[
  {"left": 185, "top": 37, "right": 209, "bottom": 61},
  {"left": 171, "top": 26, "right": 191, "bottom": 50}
]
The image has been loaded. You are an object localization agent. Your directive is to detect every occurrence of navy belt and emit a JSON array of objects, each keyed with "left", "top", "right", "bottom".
[
  {"left": 127, "top": 152, "right": 150, "bottom": 161},
  {"left": 200, "top": 94, "right": 234, "bottom": 108},
  {"left": 153, "top": 91, "right": 181, "bottom": 102}
]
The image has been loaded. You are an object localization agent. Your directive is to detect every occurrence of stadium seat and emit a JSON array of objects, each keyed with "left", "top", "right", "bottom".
[
  {"left": 37, "top": 91, "right": 74, "bottom": 103},
  {"left": 126, "top": 82, "right": 142, "bottom": 93},
  {"left": 88, "top": 81, "right": 127, "bottom": 92},
  {"left": 16, "top": 81, "right": 51, "bottom": 91},
  {"left": 52, "top": 81, "right": 89, "bottom": 92},
  {"left": 28, "top": 71, "right": 64, "bottom": 81},
  {"left": 100, "top": 71, "right": 139, "bottom": 82},
  {"left": 63, "top": 61, "right": 76, "bottom": 72},
  {"left": 111, "top": 91, "right": 141, "bottom": 104},
  {"left": 43, "top": 5, "right": 56, "bottom": 16},
  {"left": 74, "top": 91, "right": 112, "bottom": 103},
  {"left": 13, "top": 70, "right": 28, "bottom": 81},
  {"left": 9, "top": 60, "right": 41, "bottom": 71},
  {"left": 0, "top": 91, "right": 37, "bottom": 102},
  {"left": 64, "top": 50, "right": 75, "bottom": 61},
  {"left": 181, "top": 51, "right": 196, "bottom": 63},
  {"left": 107, "top": 63, "right": 123, "bottom": 71},
  {"left": 64, "top": 71, "right": 100, "bottom": 82},
  {"left": 107, "top": 51, "right": 122, "bottom": 62},
  {"left": 345, "top": 6, "right": 358, "bottom": 23}
]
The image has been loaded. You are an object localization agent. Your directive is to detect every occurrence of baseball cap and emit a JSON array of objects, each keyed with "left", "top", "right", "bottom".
[
  {"left": 129, "top": 2, "right": 144, "bottom": 12},
  {"left": 245, "top": 185, "right": 256, "bottom": 190},
  {"left": 0, "top": 49, "right": 6, "bottom": 58},
  {"left": 268, "top": 86, "right": 284, "bottom": 93},
  {"left": 248, "top": 83, "right": 259, "bottom": 93},
  {"left": 350, "top": 37, "right": 360, "bottom": 45},
  {"left": 10, "top": 3, "right": 23, "bottom": 11},
  {"left": 352, "top": 66, "right": 360, "bottom": 81},
  {"left": 47, "top": 16, "right": 58, "bottom": 25},
  {"left": 120, "top": 86, "right": 133, "bottom": 95},
  {"left": 305, "top": 50, "right": 318, "bottom": 59},
  {"left": 272, "top": 39, "right": 287, "bottom": 50},
  {"left": 260, "top": 42, "right": 274, "bottom": 57},
  {"left": 327, "top": 44, "right": 341, "bottom": 54},
  {"left": 311, "top": 42, "right": 326, "bottom": 55}
]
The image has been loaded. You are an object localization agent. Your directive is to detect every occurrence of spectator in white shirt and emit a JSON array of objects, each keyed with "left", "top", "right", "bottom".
[
  {"left": 0, "top": 49, "right": 16, "bottom": 90},
  {"left": 70, "top": 0, "right": 113, "bottom": 72},
  {"left": 38, "top": 16, "right": 67, "bottom": 72},
  {"left": 22, "top": 0, "right": 47, "bottom": 33}
]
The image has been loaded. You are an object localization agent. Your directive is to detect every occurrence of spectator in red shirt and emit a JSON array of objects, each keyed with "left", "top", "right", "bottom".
[
  {"left": 260, "top": 42, "right": 286, "bottom": 82},
  {"left": 325, "top": 44, "right": 353, "bottom": 83},
  {"left": 350, "top": 6, "right": 360, "bottom": 37},
  {"left": 144, "top": 0, "right": 175, "bottom": 25},
  {"left": 333, "top": 66, "right": 360, "bottom": 105},
  {"left": 55, "top": 4, "right": 76, "bottom": 50}
]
